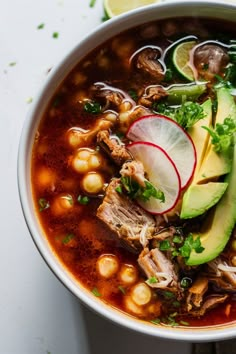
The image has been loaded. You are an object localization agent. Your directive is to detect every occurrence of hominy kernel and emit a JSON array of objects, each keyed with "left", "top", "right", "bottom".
[
  {"left": 97, "top": 254, "right": 119, "bottom": 278},
  {"left": 82, "top": 172, "right": 104, "bottom": 194},
  {"left": 72, "top": 158, "right": 89, "bottom": 173},
  {"left": 119, "top": 264, "right": 137, "bottom": 285},
  {"left": 131, "top": 283, "right": 152, "bottom": 306},
  {"left": 78, "top": 149, "right": 91, "bottom": 160},
  {"left": 89, "top": 155, "right": 101, "bottom": 169}
]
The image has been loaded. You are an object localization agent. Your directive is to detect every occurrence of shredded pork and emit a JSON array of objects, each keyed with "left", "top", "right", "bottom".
[{"left": 96, "top": 179, "right": 156, "bottom": 250}]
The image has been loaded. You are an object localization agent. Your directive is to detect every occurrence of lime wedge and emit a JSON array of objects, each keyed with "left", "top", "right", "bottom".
[
  {"left": 173, "top": 41, "right": 196, "bottom": 81},
  {"left": 104, "top": 0, "right": 160, "bottom": 18}
]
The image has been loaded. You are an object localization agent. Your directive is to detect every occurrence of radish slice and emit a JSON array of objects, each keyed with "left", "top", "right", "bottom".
[
  {"left": 127, "top": 115, "right": 196, "bottom": 189},
  {"left": 127, "top": 141, "right": 181, "bottom": 214}
]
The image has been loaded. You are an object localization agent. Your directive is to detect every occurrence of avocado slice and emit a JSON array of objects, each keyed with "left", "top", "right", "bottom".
[
  {"left": 196, "top": 87, "right": 236, "bottom": 183},
  {"left": 188, "top": 98, "right": 212, "bottom": 176},
  {"left": 180, "top": 182, "right": 228, "bottom": 219},
  {"left": 186, "top": 144, "right": 236, "bottom": 266}
]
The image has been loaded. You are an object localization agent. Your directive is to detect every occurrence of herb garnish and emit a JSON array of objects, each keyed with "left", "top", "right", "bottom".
[
  {"left": 84, "top": 101, "right": 102, "bottom": 114},
  {"left": 163, "top": 291, "right": 175, "bottom": 299},
  {"left": 153, "top": 101, "right": 205, "bottom": 129},
  {"left": 62, "top": 233, "right": 75, "bottom": 244},
  {"left": 118, "top": 285, "right": 126, "bottom": 294},
  {"left": 77, "top": 195, "right": 90, "bottom": 205},
  {"left": 202, "top": 117, "right": 236, "bottom": 152},
  {"left": 37, "top": 23, "right": 45, "bottom": 30},
  {"left": 52, "top": 32, "right": 59, "bottom": 39},
  {"left": 164, "top": 68, "right": 173, "bottom": 82},
  {"left": 180, "top": 277, "right": 192, "bottom": 289},
  {"left": 120, "top": 176, "right": 165, "bottom": 203},
  {"left": 9, "top": 62, "right": 16, "bottom": 67},
  {"left": 38, "top": 198, "right": 50, "bottom": 212},
  {"left": 92, "top": 287, "right": 101, "bottom": 297},
  {"left": 146, "top": 276, "right": 158, "bottom": 284},
  {"left": 128, "top": 89, "right": 138, "bottom": 101},
  {"left": 159, "top": 240, "right": 171, "bottom": 251},
  {"left": 89, "top": 0, "right": 96, "bottom": 7},
  {"left": 179, "top": 233, "right": 204, "bottom": 259},
  {"left": 150, "top": 318, "right": 161, "bottom": 325}
]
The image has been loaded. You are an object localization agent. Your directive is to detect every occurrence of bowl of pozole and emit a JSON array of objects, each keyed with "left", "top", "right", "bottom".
[{"left": 18, "top": 0, "right": 236, "bottom": 342}]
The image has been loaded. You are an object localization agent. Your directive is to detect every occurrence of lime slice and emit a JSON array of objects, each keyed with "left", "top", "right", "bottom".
[
  {"left": 104, "top": 0, "right": 160, "bottom": 18},
  {"left": 173, "top": 41, "right": 196, "bottom": 81}
]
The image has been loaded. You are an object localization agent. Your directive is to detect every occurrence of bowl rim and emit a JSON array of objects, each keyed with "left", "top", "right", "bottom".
[{"left": 18, "top": 0, "right": 236, "bottom": 342}]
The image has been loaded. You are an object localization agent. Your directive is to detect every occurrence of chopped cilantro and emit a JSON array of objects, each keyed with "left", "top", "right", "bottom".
[
  {"left": 77, "top": 195, "right": 90, "bottom": 205},
  {"left": 163, "top": 291, "right": 175, "bottom": 299},
  {"left": 115, "top": 185, "right": 123, "bottom": 194},
  {"left": 179, "top": 233, "right": 204, "bottom": 260},
  {"left": 89, "top": 0, "right": 96, "bottom": 7},
  {"left": 92, "top": 287, "right": 101, "bottom": 297},
  {"left": 128, "top": 89, "right": 138, "bottom": 101},
  {"left": 202, "top": 117, "right": 236, "bottom": 153},
  {"left": 38, "top": 198, "right": 50, "bottom": 212},
  {"left": 180, "top": 320, "right": 189, "bottom": 326},
  {"left": 147, "top": 276, "right": 158, "bottom": 284},
  {"left": 173, "top": 235, "right": 182, "bottom": 244},
  {"left": 174, "top": 101, "right": 205, "bottom": 129},
  {"left": 173, "top": 301, "right": 181, "bottom": 308},
  {"left": 150, "top": 318, "right": 161, "bottom": 325},
  {"left": 159, "top": 240, "right": 171, "bottom": 251},
  {"left": 180, "top": 277, "right": 192, "bottom": 289},
  {"left": 165, "top": 315, "right": 179, "bottom": 327},
  {"left": 153, "top": 101, "right": 205, "bottom": 129},
  {"left": 52, "top": 32, "right": 59, "bottom": 39},
  {"left": 37, "top": 23, "right": 45, "bottom": 29},
  {"left": 62, "top": 233, "right": 75, "bottom": 244},
  {"left": 120, "top": 176, "right": 165, "bottom": 203},
  {"left": 164, "top": 68, "right": 173, "bottom": 82},
  {"left": 84, "top": 101, "right": 102, "bottom": 114},
  {"left": 101, "top": 12, "right": 110, "bottom": 22},
  {"left": 118, "top": 285, "right": 126, "bottom": 294},
  {"left": 9, "top": 62, "right": 16, "bottom": 67}
]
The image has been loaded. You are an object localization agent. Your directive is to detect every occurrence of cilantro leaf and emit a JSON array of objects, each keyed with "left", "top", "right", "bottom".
[
  {"left": 38, "top": 198, "right": 50, "bottom": 212},
  {"left": 179, "top": 233, "right": 204, "bottom": 260},
  {"left": 153, "top": 101, "right": 205, "bottom": 129},
  {"left": 84, "top": 101, "right": 102, "bottom": 114},
  {"left": 202, "top": 117, "right": 236, "bottom": 152},
  {"left": 146, "top": 276, "right": 158, "bottom": 284},
  {"left": 174, "top": 101, "right": 205, "bottom": 129},
  {"left": 120, "top": 177, "right": 165, "bottom": 203}
]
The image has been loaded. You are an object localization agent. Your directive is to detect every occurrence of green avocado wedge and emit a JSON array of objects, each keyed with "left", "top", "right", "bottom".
[
  {"left": 186, "top": 144, "right": 236, "bottom": 266},
  {"left": 196, "top": 87, "right": 236, "bottom": 183},
  {"left": 180, "top": 182, "right": 228, "bottom": 219}
]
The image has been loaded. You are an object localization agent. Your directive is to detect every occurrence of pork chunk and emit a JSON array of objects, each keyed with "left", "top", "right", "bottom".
[
  {"left": 138, "top": 247, "right": 179, "bottom": 292},
  {"left": 96, "top": 179, "right": 156, "bottom": 251},
  {"left": 97, "top": 130, "right": 131, "bottom": 166}
]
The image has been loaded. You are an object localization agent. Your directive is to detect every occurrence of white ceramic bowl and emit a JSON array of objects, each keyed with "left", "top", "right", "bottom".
[{"left": 18, "top": 0, "right": 236, "bottom": 342}]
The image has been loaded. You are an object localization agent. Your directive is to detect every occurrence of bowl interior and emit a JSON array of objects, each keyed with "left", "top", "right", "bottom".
[{"left": 18, "top": 0, "right": 236, "bottom": 342}]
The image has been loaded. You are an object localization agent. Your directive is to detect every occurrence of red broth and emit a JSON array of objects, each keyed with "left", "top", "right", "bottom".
[{"left": 32, "top": 17, "right": 236, "bottom": 327}]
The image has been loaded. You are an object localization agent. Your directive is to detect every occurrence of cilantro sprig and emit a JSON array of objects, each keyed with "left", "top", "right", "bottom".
[
  {"left": 119, "top": 176, "right": 165, "bottom": 203},
  {"left": 202, "top": 117, "right": 236, "bottom": 152},
  {"left": 153, "top": 101, "right": 205, "bottom": 129},
  {"left": 157, "top": 231, "right": 204, "bottom": 262},
  {"left": 179, "top": 233, "right": 204, "bottom": 259}
]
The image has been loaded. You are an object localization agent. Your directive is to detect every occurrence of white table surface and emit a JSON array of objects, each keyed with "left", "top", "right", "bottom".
[{"left": 0, "top": 1, "right": 196, "bottom": 353}]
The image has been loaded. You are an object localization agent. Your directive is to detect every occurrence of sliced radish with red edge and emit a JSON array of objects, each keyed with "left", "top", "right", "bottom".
[
  {"left": 127, "top": 115, "right": 196, "bottom": 189},
  {"left": 127, "top": 141, "right": 181, "bottom": 214}
]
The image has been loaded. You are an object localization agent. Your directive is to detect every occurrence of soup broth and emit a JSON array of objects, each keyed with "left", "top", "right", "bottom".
[{"left": 32, "top": 17, "right": 236, "bottom": 327}]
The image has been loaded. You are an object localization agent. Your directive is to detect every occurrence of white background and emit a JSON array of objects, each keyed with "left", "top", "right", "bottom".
[{"left": 0, "top": 0, "right": 220, "bottom": 353}]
